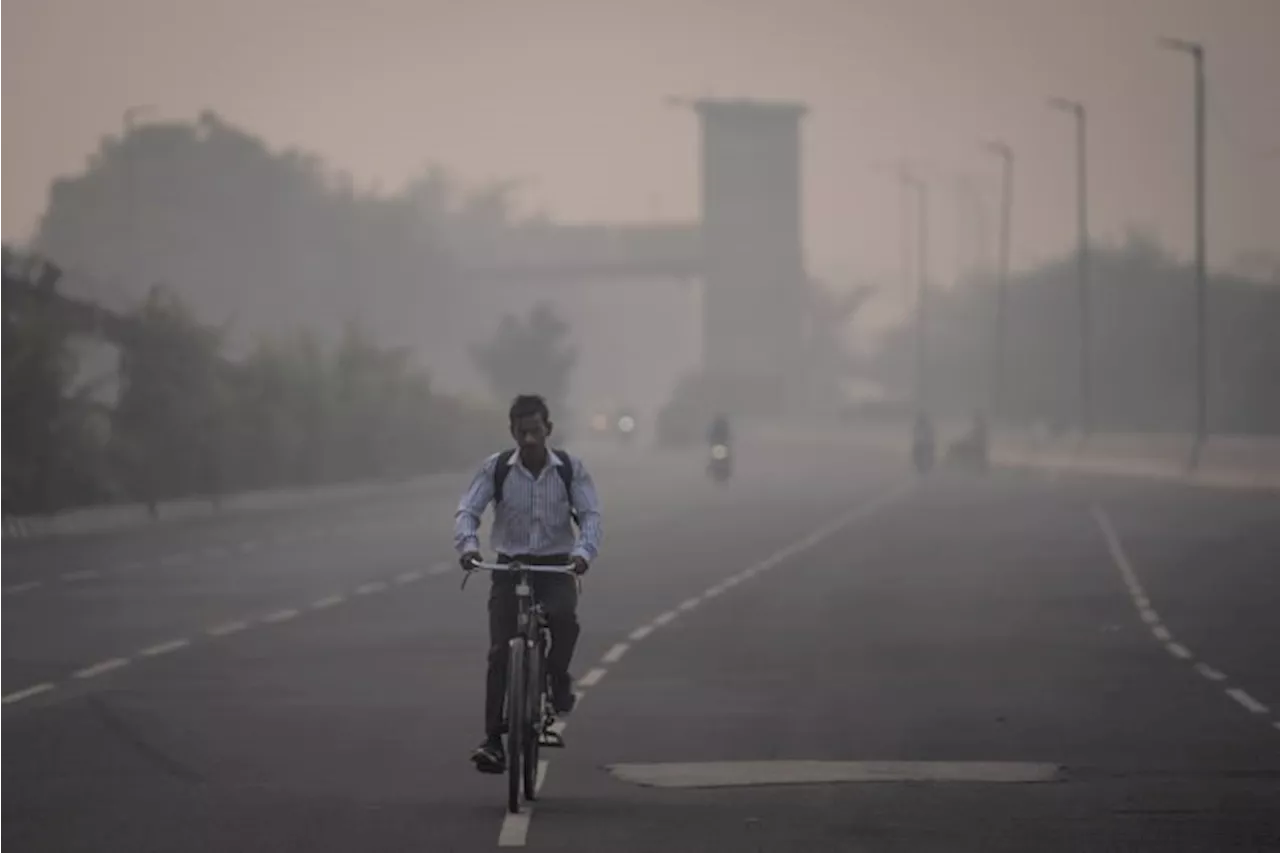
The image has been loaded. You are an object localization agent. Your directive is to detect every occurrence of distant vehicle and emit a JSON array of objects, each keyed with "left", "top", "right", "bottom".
[
  {"left": 944, "top": 413, "right": 989, "bottom": 473},
  {"left": 614, "top": 409, "right": 637, "bottom": 444},
  {"left": 707, "top": 441, "right": 732, "bottom": 483}
]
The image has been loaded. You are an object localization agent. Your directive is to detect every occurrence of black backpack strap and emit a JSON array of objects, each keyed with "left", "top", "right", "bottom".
[
  {"left": 492, "top": 449, "right": 517, "bottom": 505},
  {"left": 552, "top": 449, "right": 575, "bottom": 506}
]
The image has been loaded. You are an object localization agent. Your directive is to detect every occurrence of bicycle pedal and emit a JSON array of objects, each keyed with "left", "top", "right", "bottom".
[{"left": 539, "top": 731, "right": 566, "bottom": 749}]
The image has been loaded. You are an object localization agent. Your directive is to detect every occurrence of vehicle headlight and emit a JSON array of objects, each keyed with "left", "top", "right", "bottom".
[
  {"left": 711, "top": 444, "right": 729, "bottom": 460},
  {"left": 617, "top": 416, "right": 636, "bottom": 433},
  {"left": 591, "top": 414, "right": 608, "bottom": 432}
]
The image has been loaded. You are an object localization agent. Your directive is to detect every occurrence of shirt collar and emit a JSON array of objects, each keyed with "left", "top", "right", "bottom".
[{"left": 507, "top": 448, "right": 562, "bottom": 470}]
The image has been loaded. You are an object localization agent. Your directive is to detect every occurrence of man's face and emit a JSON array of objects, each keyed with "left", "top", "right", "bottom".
[{"left": 511, "top": 413, "right": 551, "bottom": 454}]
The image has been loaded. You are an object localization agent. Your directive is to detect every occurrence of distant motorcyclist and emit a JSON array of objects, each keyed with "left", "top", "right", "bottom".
[
  {"left": 707, "top": 413, "right": 731, "bottom": 448},
  {"left": 912, "top": 411, "right": 936, "bottom": 473}
]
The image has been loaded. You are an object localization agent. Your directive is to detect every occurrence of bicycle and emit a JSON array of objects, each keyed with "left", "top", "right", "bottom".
[{"left": 463, "top": 559, "right": 577, "bottom": 813}]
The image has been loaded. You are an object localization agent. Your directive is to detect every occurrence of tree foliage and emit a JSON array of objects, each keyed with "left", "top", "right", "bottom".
[
  {"left": 867, "top": 232, "right": 1280, "bottom": 434},
  {"left": 32, "top": 112, "right": 516, "bottom": 352},
  {"left": 470, "top": 300, "right": 578, "bottom": 417},
  {"left": 3, "top": 246, "right": 504, "bottom": 516}
]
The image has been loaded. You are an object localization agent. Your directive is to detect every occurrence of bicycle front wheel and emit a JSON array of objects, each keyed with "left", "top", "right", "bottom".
[
  {"left": 523, "top": 639, "right": 544, "bottom": 801},
  {"left": 505, "top": 637, "right": 526, "bottom": 814}
]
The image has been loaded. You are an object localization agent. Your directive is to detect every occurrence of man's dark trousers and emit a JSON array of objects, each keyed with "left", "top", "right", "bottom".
[{"left": 485, "top": 553, "right": 580, "bottom": 738}]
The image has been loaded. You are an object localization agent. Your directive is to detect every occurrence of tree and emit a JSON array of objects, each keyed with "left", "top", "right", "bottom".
[
  {"left": 2, "top": 249, "right": 109, "bottom": 513},
  {"left": 111, "top": 284, "right": 226, "bottom": 510},
  {"left": 865, "top": 231, "right": 1280, "bottom": 433},
  {"left": 470, "top": 301, "right": 577, "bottom": 417},
  {"left": 32, "top": 112, "right": 525, "bottom": 360}
]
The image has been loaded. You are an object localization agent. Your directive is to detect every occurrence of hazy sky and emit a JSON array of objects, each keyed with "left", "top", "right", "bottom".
[{"left": 4, "top": 0, "right": 1278, "bottom": 287}]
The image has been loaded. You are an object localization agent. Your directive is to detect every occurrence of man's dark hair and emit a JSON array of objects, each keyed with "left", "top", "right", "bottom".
[{"left": 509, "top": 394, "right": 551, "bottom": 424}]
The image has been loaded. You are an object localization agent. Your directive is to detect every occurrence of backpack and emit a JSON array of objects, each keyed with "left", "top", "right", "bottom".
[{"left": 493, "top": 448, "right": 579, "bottom": 527}]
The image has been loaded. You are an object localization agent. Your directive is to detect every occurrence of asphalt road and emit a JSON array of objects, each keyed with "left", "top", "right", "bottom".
[{"left": 4, "top": 434, "right": 1279, "bottom": 851}]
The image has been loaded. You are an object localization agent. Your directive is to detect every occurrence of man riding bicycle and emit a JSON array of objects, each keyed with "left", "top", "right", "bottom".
[{"left": 455, "top": 394, "right": 603, "bottom": 774}]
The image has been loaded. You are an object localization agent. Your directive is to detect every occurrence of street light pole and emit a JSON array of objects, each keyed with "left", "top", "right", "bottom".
[
  {"left": 984, "top": 141, "right": 1014, "bottom": 422},
  {"left": 902, "top": 170, "right": 930, "bottom": 411},
  {"left": 1048, "top": 97, "right": 1092, "bottom": 436},
  {"left": 1160, "top": 37, "right": 1208, "bottom": 466}
]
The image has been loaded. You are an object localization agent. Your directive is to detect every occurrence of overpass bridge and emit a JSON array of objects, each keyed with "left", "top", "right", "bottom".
[{"left": 451, "top": 99, "right": 814, "bottom": 399}]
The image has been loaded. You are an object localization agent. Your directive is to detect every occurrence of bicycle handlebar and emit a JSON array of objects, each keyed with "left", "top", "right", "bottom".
[
  {"left": 459, "top": 558, "right": 580, "bottom": 591},
  {"left": 466, "top": 560, "right": 576, "bottom": 573}
]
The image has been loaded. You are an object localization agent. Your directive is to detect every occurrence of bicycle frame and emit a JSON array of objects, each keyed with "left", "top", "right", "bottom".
[{"left": 464, "top": 559, "right": 576, "bottom": 812}]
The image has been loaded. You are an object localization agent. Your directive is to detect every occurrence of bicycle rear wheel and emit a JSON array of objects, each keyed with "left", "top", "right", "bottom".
[
  {"left": 523, "top": 639, "right": 545, "bottom": 801},
  {"left": 505, "top": 638, "right": 526, "bottom": 814}
]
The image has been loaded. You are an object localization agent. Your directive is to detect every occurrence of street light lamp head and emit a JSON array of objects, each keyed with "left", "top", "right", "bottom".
[
  {"left": 1159, "top": 36, "right": 1203, "bottom": 56},
  {"left": 1047, "top": 97, "right": 1083, "bottom": 114},
  {"left": 983, "top": 140, "right": 1013, "bottom": 160}
]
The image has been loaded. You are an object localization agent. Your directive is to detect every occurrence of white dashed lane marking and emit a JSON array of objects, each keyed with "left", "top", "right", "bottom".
[
  {"left": 1227, "top": 688, "right": 1269, "bottom": 715},
  {"left": 4, "top": 581, "right": 42, "bottom": 595},
  {"left": 73, "top": 658, "right": 130, "bottom": 679},
  {"left": 356, "top": 581, "right": 388, "bottom": 595},
  {"left": 262, "top": 608, "right": 299, "bottom": 624},
  {"left": 311, "top": 594, "right": 345, "bottom": 609},
  {"left": 207, "top": 620, "right": 249, "bottom": 637},
  {"left": 578, "top": 667, "right": 608, "bottom": 687},
  {"left": 652, "top": 611, "right": 677, "bottom": 627},
  {"left": 1195, "top": 663, "right": 1227, "bottom": 682},
  {"left": 139, "top": 638, "right": 190, "bottom": 658},
  {"left": 3, "top": 683, "right": 55, "bottom": 704},
  {"left": 1092, "top": 505, "right": 1279, "bottom": 734},
  {"left": 628, "top": 625, "right": 654, "bottom": 641},
  {"left": 601, "top": 643, "right": 629, "bottom": 664}
]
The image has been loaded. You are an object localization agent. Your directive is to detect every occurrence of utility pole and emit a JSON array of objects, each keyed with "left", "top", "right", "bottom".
[
  {"left": 1048, "top": 97, "right": 1092, "bottom": 435},
  {"left": 1160, "top": 37, "right": 1208, "bottom": 467},
  {"left": 902, "top": 170, "right": 930, "bottom": 411},
  {"left": 984, "top": 141, "right": 1014, "bottom": 422}
]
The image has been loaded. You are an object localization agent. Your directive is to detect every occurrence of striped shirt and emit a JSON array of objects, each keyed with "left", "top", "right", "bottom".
[{"left": 454, "top": 448, "right": 603, "bottom": 562}]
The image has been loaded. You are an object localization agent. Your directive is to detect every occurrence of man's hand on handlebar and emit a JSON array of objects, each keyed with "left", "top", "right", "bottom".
[
  {"left": 460, "top": 551, "right": 481, "bottom": 572},
  {"left": 570, "top": 555, "right": 589, "bottom": 576}
]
